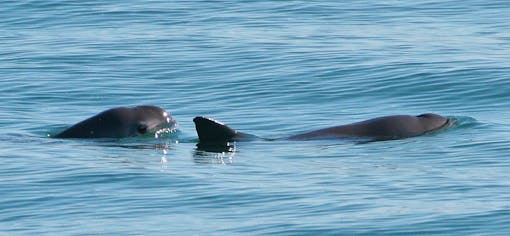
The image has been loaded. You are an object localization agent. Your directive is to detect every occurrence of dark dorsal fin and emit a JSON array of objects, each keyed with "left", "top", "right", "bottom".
[
  {"left": 193, "top": 116, "right": 258, "bottom": 143},
  {"left": 193, "top": 117, "right": 239, "bottom": 143}
]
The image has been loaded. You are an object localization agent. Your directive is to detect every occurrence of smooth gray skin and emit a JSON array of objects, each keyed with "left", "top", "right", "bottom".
[
  {"left": 193, "top": 113, "right": 449, "bottom": 143},
  {"left": 287, "top": 113, "right": 449, "bottom": 140},
  {"left": 55, "top": 106, "right": 175, "bottom": 139}
]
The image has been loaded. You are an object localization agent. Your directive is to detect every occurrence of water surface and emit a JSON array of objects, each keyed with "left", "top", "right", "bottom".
[{"left": 1, "top": 0, "right": 510, "bottom": 235}]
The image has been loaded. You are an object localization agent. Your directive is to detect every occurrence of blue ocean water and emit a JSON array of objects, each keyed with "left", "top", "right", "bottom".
[{"left": 2, "top": 0, "right": 510, "bottom": 235}]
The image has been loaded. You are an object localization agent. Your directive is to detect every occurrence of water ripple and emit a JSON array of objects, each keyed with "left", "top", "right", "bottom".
[{"left": 2, "top": 0, "right": 510, "bottom": 235}]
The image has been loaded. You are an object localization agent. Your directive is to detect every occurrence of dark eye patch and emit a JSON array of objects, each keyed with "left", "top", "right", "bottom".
[{"left": 137, "top": 124, "right": 148, "bottom": 134}]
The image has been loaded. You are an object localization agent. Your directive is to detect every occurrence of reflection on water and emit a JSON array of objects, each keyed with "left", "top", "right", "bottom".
[
  {"left": 193, "top": 142, "right": 236, "bottom": 164},
  {"left": 2, "top": 0, "right": 510, "bottom": 234},
  {"left": 195, "top": 142, "right": 236, "bottom": 153}
]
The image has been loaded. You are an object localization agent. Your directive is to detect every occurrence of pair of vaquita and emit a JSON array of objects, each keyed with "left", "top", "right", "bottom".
[{"left": 54, "top": 105, "right": 451, "bottom": 143}]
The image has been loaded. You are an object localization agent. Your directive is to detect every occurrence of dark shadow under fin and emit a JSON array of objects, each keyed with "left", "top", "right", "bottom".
[{"left": 193, "top": 116, "right": 257, "bottom": 144}]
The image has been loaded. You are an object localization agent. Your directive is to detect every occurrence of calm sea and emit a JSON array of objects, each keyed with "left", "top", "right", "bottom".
[{"left": 1, "top": 0, "right": 510, "bottom": 235}]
